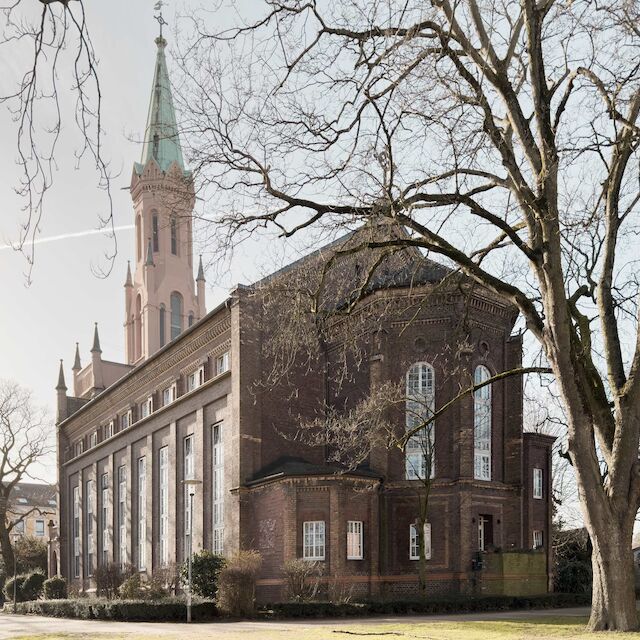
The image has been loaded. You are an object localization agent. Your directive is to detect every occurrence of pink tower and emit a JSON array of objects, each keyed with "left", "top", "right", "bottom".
[{"left": 124, "top": 35, "right": 206, "bottom": 365}]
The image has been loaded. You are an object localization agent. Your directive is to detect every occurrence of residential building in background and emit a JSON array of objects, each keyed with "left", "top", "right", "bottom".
[
  {"left": 8, "top": 482, "right": 57, "bottom": 539},
  {"left": 55, "top": 34, "right": 554, "bottom": 601}
]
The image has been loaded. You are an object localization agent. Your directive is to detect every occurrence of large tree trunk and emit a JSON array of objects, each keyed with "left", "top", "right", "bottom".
[
  {"left": 587, "top": 520, "right": 637, "bottom": 631},
  {"left": 0, "top": 504, "right": 15, "bottom": 571}
]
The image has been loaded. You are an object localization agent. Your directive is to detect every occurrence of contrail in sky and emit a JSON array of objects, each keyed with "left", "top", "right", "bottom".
[{"left": 0, "top": 225, "right": 135, "bottom": 251}]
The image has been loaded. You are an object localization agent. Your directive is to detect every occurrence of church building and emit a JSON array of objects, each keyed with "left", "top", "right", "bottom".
[{"left": 55, "top": 34, "right": 554, "bottom": 601}]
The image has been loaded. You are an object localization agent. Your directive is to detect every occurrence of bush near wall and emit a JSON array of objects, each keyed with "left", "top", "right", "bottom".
[
  {"left": 43, "top": 576, "right": 67, "bottom": 600},
  {"left": 12, "top": 598, "right": 217, "bottom": 621},
  {"left": 263, "top": 593, "right": 592, "bottom": 618}
]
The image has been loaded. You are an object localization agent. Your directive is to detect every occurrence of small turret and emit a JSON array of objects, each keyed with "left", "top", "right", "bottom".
[
  {"left": 145, "top": 238, "right": 155, "bottom": 267},
  {"left": 72, "top": 342, "right": 82, "bottom": 397},
  {"left": 196, "top": 255, "right": 206, "bottom": 319},
  {"left": 55, "top": 360, "right": 68, "bottom": 423},
  {"left": 125, "top": 260, "right": 133, "bottom": 287},
  {"left": 91, "top": 323, "right": 104, "bottom": 392}
]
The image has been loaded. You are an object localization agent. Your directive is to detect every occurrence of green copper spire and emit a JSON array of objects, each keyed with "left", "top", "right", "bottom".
[{"left": 138, "top": 36, "right": 186, "bottom": 173}]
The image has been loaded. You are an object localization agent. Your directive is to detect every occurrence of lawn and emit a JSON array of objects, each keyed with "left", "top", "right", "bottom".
[{"left": 9, "top": 616, "right": 640, "bottom": 640}]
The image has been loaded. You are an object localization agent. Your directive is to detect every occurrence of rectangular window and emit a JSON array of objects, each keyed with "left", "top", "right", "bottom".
[
  {"left": 409, "top": 522, "right": 432, "bottom": 560},
  {"left": 121, "top": 409, "right": 133, "bottom": 430},
  {"left": 89, "top": 432, "right": 98, "bottom": 449},
  {"left": 73, "top": 486, "right": 80, "bottom": 578},
  {"left": 533, "top": 468, "right": 543, "bottom": 499},
  {"left": 104, "top": 421, "right": 114, "bottom": 440},
  {"left": 140, "top": 395, "right": 153, "bottom": 419},
  {"left": 187, "top": 366, "right": 205, "bottom": 392},
  {"left": 215, "top": 352, "right": 230, "bottom": 376},
  {"left": 303, "top": 521, "right": 325, "bottom": 560},
  {"left": 35, "top": 520, "right": 45, "bottom": 537},
  {"left": 13, "top": 519, "right": 25, "bottom": 534},
  {"left": 533, "top": 530, "right": 544, "bottom": 549},
  {"left": 86, "top": 479, "right": 94, "bottom": 577},
  {"left": 212, "top": 423, "right": 224, "bottom": 555},
  {"left": 75, "top": 441, "right": 84, "bottom": 457},
  {"left": 101, "top": 473, "right": 109, "bottom": 565},
  {"left": 159, "top": 446, "right": 169, "bottom": 566},
  {"left": 152, "top": 214, "right": 159, "bottom": 252},
  {"left": 184, "top": 435, "right": 194, "bottom": 555},
  {"left": 118, "top": 466, "right": 127, "bottom": 569},
  {"left": 170, "top": 216, "right": 178, "bottom": 255},
  {"left": 137, "top": 457, "right": 146, "bottom": 570},
  {"left": 347, "top": 521, "right": 363, "bottom": 560},
  {"left": 162, "top": 383, "right": 177, "bottom": 407}
]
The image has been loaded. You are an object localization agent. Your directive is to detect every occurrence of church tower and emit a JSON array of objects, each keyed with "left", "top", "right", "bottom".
[{"left": 125, "top": 35, "right": 206, "bottom": 365}]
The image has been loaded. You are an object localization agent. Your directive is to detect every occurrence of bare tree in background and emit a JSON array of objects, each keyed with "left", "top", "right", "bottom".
[
  {"left": 0, "top": 381, "right": 52, "bottom": 571},
  {"left": 177, "top": 0, "right": 640, "bottom": 630},
  {"left": 1, "top": 0, "right": 112, "bottom": 281}
]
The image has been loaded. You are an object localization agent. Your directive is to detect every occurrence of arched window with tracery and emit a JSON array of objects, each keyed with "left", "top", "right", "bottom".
[
  {"left": 170, "top": 292, "right": 183, "bottom": 340},
  {"left": 135, "top": 294, "right": 143, "bottom": 361},
  {"left": 152, "top": 212, "right": 159, "bottom": 252},
  {"left": 170, "top": 216, "right": 178, "bottom": 255},
  {"left": 405, "top": 362, "right": 435, "bottom": 480},
  {"left": 474, "top": 365, "right": 492, "bottom": 481}
]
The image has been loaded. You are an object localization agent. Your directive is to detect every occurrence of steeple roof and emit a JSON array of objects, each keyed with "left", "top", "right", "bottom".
[
  {"left": 72, "top": 343, "right": 81, "bottom": 371},
  {"left": 137, "top": 36, "right": 186, "bottom": 174},
  {"left": 56, "top": 360, "right": 67, "bottom": 391},
  {"left": 91, "top": 323, "right": 102, "bottom": 354}
]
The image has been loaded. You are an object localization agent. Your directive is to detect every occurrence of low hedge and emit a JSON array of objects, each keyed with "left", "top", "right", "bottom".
[
  {"left": 13, "top": 597, "right": 217, "bottom": 621},
  {"left": 263, "top": 593, "right": 592, "bottom": 618}
]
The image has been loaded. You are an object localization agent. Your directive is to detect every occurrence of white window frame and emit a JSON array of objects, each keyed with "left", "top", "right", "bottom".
[
  {"left": 405, "top": 362, "right": 435, "bottom": 480},
  {"left": 533, "top": 530, "right": 544, "bottom": 549},
  {"left": 347, "top": 521, "right": 363, "bottom": 560},
  {"left": 409, "top": 522, "right": 432, "bottom": 560},
  {"left": 184, "top": 435, "right": 195, "bottom": 554},
  {"left": 159, "top": 446, "right": 169, "bottom": 566},
  {"left": 73, "top": 486, "right": 80, "bottom": 578},
  {"left": 101, "top": 473, "right": 109, "bottom": 565},
  {"left": 212, "top": 423, "right": 224, "bottom": 555},
  {"left": 162, "top": 383, "right": 177, "bottom": 407},
  {"left": 303, "top": 521, "right": 325, "bottom": 561},
  {"left": 533, "top": 468, "right": 543, "bottom": 499},
  {"left": 215, "top": 352, "right": 230, "bottom": 376},
  {"left": 187, "top": 366, "right": 205, "bottom": 392},
  {"left": 140, "top": 395, "right": 153, "bottom": 419},
  {"left": 86, "top": 479, "right": 94, "bottom": 577},
  {"left": 35, "top": 519, "right": 45, "bottom": 537},
  {"left": 121, "top": 409, "right": 132, "bottom": 430},
  {"left": 478, "top": 515, "right": 488, "bottom": 552},
  {"left": 118, "top": 465, "right": 127, "bottom": 569},
  {"left": 89, "top": 432, "right": 98, "bottom": 449},
  {"left": 75, "top": 441, "right": 84, "bottom": 457},
  {"left": 104, "top": 420, "right": 114, "bottom": 440},
  {"left": 137, "top": 457, "right": 146, "bottom": 570},
  {"left": 473, "top": 365, "right": 492, "bottom": 481}
]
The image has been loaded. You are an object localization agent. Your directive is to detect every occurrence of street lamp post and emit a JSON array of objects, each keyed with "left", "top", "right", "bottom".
[
  {"left": 182, "top": 478, "right": 201, "bottom": 623},
  {"left": 11, "top": 532, "right": 20, "bottom": 614}
]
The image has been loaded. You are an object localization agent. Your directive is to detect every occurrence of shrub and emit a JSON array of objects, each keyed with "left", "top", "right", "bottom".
[
  {"left": 21, "top": 570, "right": 46, "bottom": 601},
  {"left": 95, "top": 562, "right": 136, "bottom": 599},
  {"left": 144, "top": 573, "right": 170, "bottom": 601},
  {"left": 43, "top": 576, "right": 67, "bottom": 600},
  {"left": 283, "top": 559, "right": 322, "bottom": 602},
  {"left": 4, "top": 574, "right": 24, "bottom": 603},
  {"left": 216, "top": 550, "right": 262, "bottom": 617},
  {"left": 152, "top": 562, "right": 181, "bottom": 596},
  {"left": 119, "top": 573, "right": 143, "bottom": 599},
  {"left": 13, "top": 537, "right": 48, "bottom": 575},
  {"left": 180, "top": 550, "right": 225, "bottom": 599}
]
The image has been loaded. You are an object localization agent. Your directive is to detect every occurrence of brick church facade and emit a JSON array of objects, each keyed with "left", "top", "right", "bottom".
[{"left": 55, "top": 34, "right": 554, "bottom": 601}]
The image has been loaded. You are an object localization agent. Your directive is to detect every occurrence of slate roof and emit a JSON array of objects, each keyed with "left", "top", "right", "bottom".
[{"left": 8, "top": 482, "right": 56, "bottom": 510}]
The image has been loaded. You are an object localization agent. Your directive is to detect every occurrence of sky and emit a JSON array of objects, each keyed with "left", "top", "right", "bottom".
[{"left": 0, "top": 1, "right": 267, "bottom": 483}]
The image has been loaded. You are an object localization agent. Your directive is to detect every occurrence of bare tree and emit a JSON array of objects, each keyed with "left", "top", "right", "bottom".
[
  {"left": 177, "top": 0, "right": 640, "bottom": 630},
  {"left": 0, "top": 381, "right": 53, "bottom": 570},
  {"left": 0, "top": 0, "right": 112, "bottom": 281}
]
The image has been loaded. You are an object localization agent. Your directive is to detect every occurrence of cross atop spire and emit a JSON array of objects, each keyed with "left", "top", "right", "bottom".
[{"left": 154, "top": 1, "right": 167, "bottom": 40}]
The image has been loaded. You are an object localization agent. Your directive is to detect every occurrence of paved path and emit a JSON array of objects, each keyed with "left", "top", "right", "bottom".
[{"left": 0, "top": 607, "right": 591, "bottom": 639}]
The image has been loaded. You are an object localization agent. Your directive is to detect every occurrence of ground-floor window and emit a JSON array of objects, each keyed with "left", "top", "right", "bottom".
[
  {"left": 409, "top": 522, "right": 432, "bottom": 560},
  {"left": 347, "top": 521, "right": 363, "bottom": 560},
  {"left": 303, "top": 521, "right": 325, "bottom": 560},
  {"left": 533, "top": 530, "right": 544, "bottom": 549}
]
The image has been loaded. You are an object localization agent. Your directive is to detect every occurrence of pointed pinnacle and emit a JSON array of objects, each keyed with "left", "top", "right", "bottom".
[
  {"left": 72, "top": 343, "right": 81, "bottom": 371},
  {"left": 145, "top": 238, "right": 155, "bottom": 267},
  {"left": 56, "top": 360, "right": 67, "bottom": 391},
  {"left": 91, "top": 323, "right": 102, "bottom": 354},
  {"left": 197, "top": 254, "right": 205, "bottom": 282},
  {"left": 125, "top": 260, "right": 133, "bottom": 287}
]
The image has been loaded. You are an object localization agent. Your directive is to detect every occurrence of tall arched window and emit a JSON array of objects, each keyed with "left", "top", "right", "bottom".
[
  {"left": 159, "top": 304, "right": 166, "bottom": 348},
  {"left": 170, "top": 292, "right": 183, "bottom": 340},
  {"left": 170, "top": 216, "right": 178, "bottom": 255},
  {"left": 152, "top": 213, "right": 159, "bottom": 252},
  {"left": 188, "top": 312, "right": 194, "bottom": 328},
  {"left": 405, "top": 362, "right": 435, "bottom": 480},
  {"left": 474, "top": 365, "right": 492, "bottom": 480},
  {"left": 135, "top": 294, "right": 143, "bottom": 361},
  {"left": 136, "top": 216, "right": 142, "bottom": 262}
]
